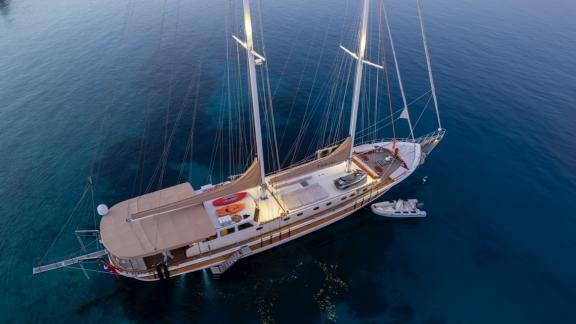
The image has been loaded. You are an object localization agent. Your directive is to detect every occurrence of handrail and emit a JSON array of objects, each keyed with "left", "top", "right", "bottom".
[{"left": 359, "top": 129, "right": 445, "bottom": 146}]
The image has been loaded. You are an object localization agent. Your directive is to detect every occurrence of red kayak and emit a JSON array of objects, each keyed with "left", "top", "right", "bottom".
[{"left": 212, "top": 192, "right": 248, "bottom": 207}]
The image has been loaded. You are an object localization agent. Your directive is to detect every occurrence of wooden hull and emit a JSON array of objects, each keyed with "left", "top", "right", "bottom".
[{"left": 116, "top": 178, "right": 398, "bottom": 281}]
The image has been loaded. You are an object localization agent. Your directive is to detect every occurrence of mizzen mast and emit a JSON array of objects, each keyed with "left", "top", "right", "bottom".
[
  {"left": 233, "top": 0, "right": 268, "bottom": 199},
  {"left": 341, "top": 0, "right": 383, "bottom": 172}
]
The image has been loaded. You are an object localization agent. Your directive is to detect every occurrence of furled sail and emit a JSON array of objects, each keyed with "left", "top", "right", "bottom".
[
  {"left": 268, "top": 137, "right": 352, "bottom": 184},
  {"left": 129, "top": 159, "right": 262, "bottom": 221}
]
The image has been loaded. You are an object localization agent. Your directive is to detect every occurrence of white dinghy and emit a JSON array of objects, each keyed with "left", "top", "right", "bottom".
[{"left": 371, "top": 199, "right": 426, "bottom": 218}]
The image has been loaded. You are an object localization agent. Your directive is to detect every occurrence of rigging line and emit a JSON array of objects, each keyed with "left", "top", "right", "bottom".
[
  {"left": 331, "top": 53, "right": 354, "bottom": 145},
  {"left": 157, "top": 68, "right": 194, "bottom": 188},
  {"left": 158, "top": 1, "right": 217, "bottom": 186},
  {"left": 120, "top": 0, "right": 136, "bottom": 36},
  {"left": 177, "top": 58, "right": 204, "bottom": 183},
  {"left": 355, "top": 105, "right": 408, "bottom": 140},
  {"left": 256, "top": 0, "right": 281, "bottom": 172},
  {"left": 277, "top": 18, "right": 321, "bottom": 150},
  {"left": 177, "top": 66, "right": 203, "bottom": 183},
  {"left": 210, "top": 35, "right": 234, "bottom": 183},
  {"left": 37, "top": 183, "right": 91, "bottom": 266},
  {"left": 89, "top": 181, "right": 99, "bottom": 249},
  {"left": 412, "top": 93, "right": 433, "bottom": 130},
  {"left": 89, "top": 91, "right": 121, "bottom": 184},
  {"left": 328, "top": 10, "right": 360, "bottom": 145},
  {"left": 158, "top": 65, "right": 177, "bottom": 189},
  {"left": 288, "top": 16, "right": 336, "bottom": 164},
  {"left": 133, "top": 0, "right": 171, "bottom": 194},
  {"left": 145, "top": 11, "right": 193, "bottom": 193},
  {"left": 270, "top": 24, "right": 306, "bottom": 97},
  {"left": 417, "top": 0, "right": 442, "bottom": 129},
  {"left": 312, "top": 34, "right": 352, "bottom": 150},
  {"left": 322, "top": 18, "right": 354, "bottom": 147},
  {"left": 313, "top": 50, "right": 352, "bottom": 151},
  {"left": 225, "top": 3, "right": 235, "bottom": 177},
  {"left": 133, "top": 93, "right": 153, "bottom": 196},
  {"left": 377, "top": 0, "right": 396, "bottom": 145},
  {"left": 64, "top": 266, "right": 117, "bottom": 276},
  {"left": 42, "top": 237, "right": 101, "bottom": 265},
  {"left": 158, "top": 0, "right": 186, "bottom": 189},
  {"left": 373, "top": 52, "right": 380, "bottom": 142},
  {"left": 208, "top": 91, "right": 225, "bottom": 182},
  {"left": 355, "top": 89, "right": 431, "bottom": 136},
  {"left": 306, "top": 39, "right": 346, "bottom": 151},
  {"left": 382, "top": 1, "right": 415, "bottom": 140},
  {"left": 83, "top": 0, "right": 142, "bottom": 192}
]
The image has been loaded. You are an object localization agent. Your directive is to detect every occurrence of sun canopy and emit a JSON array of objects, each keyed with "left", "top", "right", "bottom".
[
  {"left": 129, "top": 160, "right": 262, "bottom": 220},
  {"left": 100, "top": 183, "right": 216, "bottom": 259}
]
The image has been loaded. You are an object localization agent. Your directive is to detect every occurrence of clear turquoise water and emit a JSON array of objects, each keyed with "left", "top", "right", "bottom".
[{"left": 1, "top": 0, "right": 575, "bottom": 322}]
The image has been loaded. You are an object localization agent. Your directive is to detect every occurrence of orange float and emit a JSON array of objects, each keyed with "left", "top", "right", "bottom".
[{"left": 216, "top": 203, "right": 245, "bottom": 217}]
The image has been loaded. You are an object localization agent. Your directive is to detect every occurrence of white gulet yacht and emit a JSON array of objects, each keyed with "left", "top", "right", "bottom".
[{"left": 34, "top": 0, "right": 445, "bottom": 281}]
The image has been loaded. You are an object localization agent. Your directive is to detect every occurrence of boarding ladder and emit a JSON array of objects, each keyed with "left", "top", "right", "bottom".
[
  {"left": 32, "top": 250, "right": 108, "bottom": 275},
  {"left": 33, "top": 229, "right": 105, "bottom": 279},
  {"left": 210, "top": 246, "right": 252, "bottom": 279}
]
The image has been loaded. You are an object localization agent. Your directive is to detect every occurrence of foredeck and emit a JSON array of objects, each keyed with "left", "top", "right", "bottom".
[{"left": 354, "top": 147, "right": 406, "bottom": 179}]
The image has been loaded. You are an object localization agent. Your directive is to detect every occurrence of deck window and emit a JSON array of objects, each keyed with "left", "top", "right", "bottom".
[
  {"left": 238, "top": 222, "right": 254, "bottom": 231},
  {"left": 256, "top": 226, "right": 263, "bottom": 231},
  {"left": 341, "top": 197, "right": 346, "bottom": 201},
  {"left": 326, "top": 202, "right": 332, "bottom": 206},
  {"left": 283, "top": 217, "right": 291, "bottom": 221},
  {"left": 297, "top": 212, "right": 304, "bottom": 216},
  {"left": 350, "top": 194, "right": 356, "bottom": 197},
  {"left": 243, "top": 214, "right": 250, "bottom": 219},
  {"left": 219, "top": 227, "right": 236, "bottom": 237},
  {"left": 203, "top": 234, "right": 217, "bottom": 242},
  {"left": 313, "top": 206, "right": 320, "bottom": 211}
]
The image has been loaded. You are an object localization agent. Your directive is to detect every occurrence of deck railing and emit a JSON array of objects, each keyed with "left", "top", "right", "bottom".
[{"left": 360, "top": 128, "right": 445, "bottom": 146}]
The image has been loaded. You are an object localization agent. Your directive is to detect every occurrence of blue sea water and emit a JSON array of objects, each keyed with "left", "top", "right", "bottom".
[{"left": 1, "top": 0, "right": 575, "bottom": 322}]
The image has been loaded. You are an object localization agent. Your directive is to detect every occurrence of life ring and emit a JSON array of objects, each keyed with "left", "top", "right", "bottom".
[
  {"left": 212, "top": 192, "right": 248, "bottom": 207},
  {"left": 231, "top": 214, "right": 242, "bottom": 223},
  {"left": 216, "top": 203, "right": 245, "bottom": 217}
]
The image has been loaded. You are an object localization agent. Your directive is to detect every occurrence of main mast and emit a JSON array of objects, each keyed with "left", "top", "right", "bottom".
[
  {"left": 236, "top": 0, "right": 267, "bottom": 199},
  {"left": 345, "top": 0, "right": 371, "bottom": 172}
]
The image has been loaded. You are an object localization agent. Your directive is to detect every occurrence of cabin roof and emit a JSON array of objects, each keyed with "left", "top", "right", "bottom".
[{"left": 100, "top": 183, "right": 216, "bottom": 259}]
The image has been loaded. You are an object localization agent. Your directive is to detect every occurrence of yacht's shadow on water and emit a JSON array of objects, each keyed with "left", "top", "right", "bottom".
[
  {"left": 0, "top": 0, "right": 10, "bottom": 17},
  {"left": 119, "top": 279, "right": 180, "bottom": 322},
  {"left": 80, "top": 211, "right": 418, "bottom": 323}
]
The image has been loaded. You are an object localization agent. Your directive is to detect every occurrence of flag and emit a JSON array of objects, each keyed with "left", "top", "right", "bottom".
[{"left": 399, "top": 107, "right": 410, "bottom": 120}]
